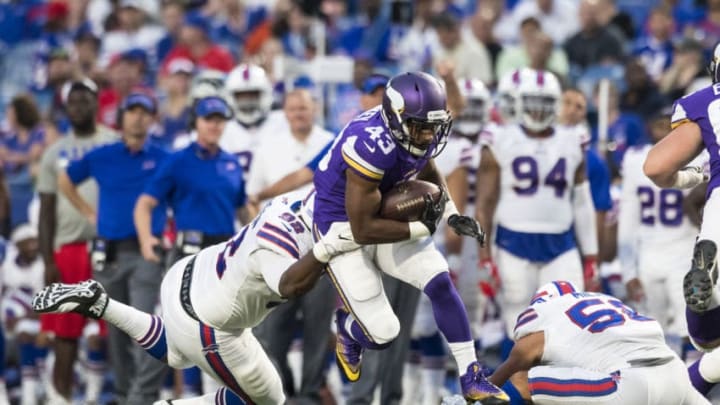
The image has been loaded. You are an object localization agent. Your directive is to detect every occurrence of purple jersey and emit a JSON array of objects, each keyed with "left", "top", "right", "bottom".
[
  {"left": 313, "top": 106, "right": 433, "bottom": 233},
  {"left": 671, "top": 83, "right": 720, "bottom": 197}
]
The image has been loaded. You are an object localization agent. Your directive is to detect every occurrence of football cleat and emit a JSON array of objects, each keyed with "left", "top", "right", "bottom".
[
  {"left": 33, "top": 280, "right": 108, "bottom": 319},
  {"left": 460, "top": 362, "right": 510, "bottom": 404},
  {"left": 684, "top": 240, "right": 718, "bottom": 313},
  {"left": 334, "top": 307, "right": 364, "bottom": 382}
]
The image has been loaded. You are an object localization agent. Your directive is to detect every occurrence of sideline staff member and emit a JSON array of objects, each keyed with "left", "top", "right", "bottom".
[
  {"left": 134, "top": 96, "right": 245, "bottom": 264},
  {"left": 58, "top": 92, "right": 169, "bottom": 405}
]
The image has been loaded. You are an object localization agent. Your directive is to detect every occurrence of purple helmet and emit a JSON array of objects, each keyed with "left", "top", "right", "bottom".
[{"left": 381, "top": 72, "right": 452, "bottom": 158}]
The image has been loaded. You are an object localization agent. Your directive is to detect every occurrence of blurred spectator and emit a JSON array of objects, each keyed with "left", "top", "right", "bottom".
[
  {"left": 495, "top": 17, "right": 569, "bottom": 81},
  {"left": 564, "top": 0, "right": 626, "bottom": 70},
  {"left": 155, "top": 1, "right": 186, "bottom": 65},
  {"left": 466, "top": 3, "right": 504, "bottom": 77},
  {"left": 389, "top": 0, "right": 438, "bottom": 72},
  {"left": 658, "top": 37, "right": 707, "bottom": 100},
  {"left": 31, "top": 47, "right": 75, "bottom": 126},
  {"left": 499, "top": 0, "right": 580, "bottom": 45},
  {"left": 154, "top": 57, "right": 194, "bottom": 151},
  {"left": 337, "top": 0, "right": 393, "bottom": 64},
  {"left": 596, "top": 0, "right": 636, "bottom": 42},
  {"left": 277, "top": 1, "right": 319, "bottom": 61},
  {"left": 686, "top": 0, "right": 720, "bottom": 50},
  {"left": 661, "top": 0, "right": 705, "bottom": 32},
  {"left": 620, "top": 58, "right": 669, "bottom": 120},
  {"left": 592, "top": 82, "right": 648, "bottom": 176},
  {"left": 73, "top": 24, "right": 103, "bottom": 83},
  {"left": 1, "top": 94, "right": 45, "bottom": 230},
  {"left": 209, "top": 0, "right": 270, "bottom": 62},
  {"left": 432, "top": 12, "right": 493, "bottom": 84},
  {"left": 97, "top": 50, "right": 148, "bottom": 128},
  {"left": 633, "top": 7, "right": 675, "bottom": 82},
  {"left": 325, "top": 58, "right": 374, "bottom": 133},
  {"left": 163, "top": 11, "right": 235, "bottom": 73},
  {"left": 100, "top": 0, "right": 165, "bottom": 68}
]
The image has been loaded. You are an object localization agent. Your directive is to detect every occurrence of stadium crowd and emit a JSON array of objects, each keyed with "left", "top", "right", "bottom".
[{"left": 0, "top": 0, "right": 717, "bottom": 404}]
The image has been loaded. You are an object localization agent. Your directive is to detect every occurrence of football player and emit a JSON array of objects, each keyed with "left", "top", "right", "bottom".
[
  {"left": 32, "top": 191, "right": 360, "bottom": 405},
  {"left": 312, "top": 71, "right": 509, "bottom": 403},
  {"left": 643, "top": 42, "right": 720, "bottom": 395},
  {"left": 475, "top": 69, "right": 598, "bottom": 337},
  {"left": 489, "top": 281, "right": 709, "bottom": 404}
]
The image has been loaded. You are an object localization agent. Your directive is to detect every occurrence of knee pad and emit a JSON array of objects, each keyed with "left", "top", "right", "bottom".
[{"left": 364, "top": 310, "right": 400, "bottom": 345}]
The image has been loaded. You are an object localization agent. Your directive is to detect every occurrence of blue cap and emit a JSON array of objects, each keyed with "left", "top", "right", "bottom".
[
  {"left": 121, "top": 93, "right": 157, "bottom": 113},
  {"left": 194, "top": 96, "right": 232, "bottom": 119},
  {"left": 362, "top": 74, "right": 389, "bottom": 94},
  {"left": 184, "top": 11, "right": 210, "bottom": 34}
]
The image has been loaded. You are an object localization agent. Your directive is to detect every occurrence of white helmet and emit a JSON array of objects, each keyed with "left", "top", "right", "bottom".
[
  {"left": 530, "top": 280, "right": 580, "bottom": 304},
  {"left": 189, "top": 69, "right": 227, "bottom": 103},
  {"left": 515, "top": 69, "right": 561, "bottom": 132},
  {"left": 225, "top": 63, "right": 273, "bottom": 126},
  {"left": 496, "top": 68, "right": 525, "bottom": 123},
  {"left": 455, "top": 78, "right": 491, "bottom": 136}
]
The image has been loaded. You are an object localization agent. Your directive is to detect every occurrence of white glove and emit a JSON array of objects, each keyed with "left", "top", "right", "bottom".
[{"left": 312, "top": 223, "right": 361, "bottom": 263}]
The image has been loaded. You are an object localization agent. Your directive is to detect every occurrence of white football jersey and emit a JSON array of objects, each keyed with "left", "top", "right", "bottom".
[
  {"left": 514, "top": 291, "right": 676, "bottom": 373},
  {"left": 2, "top": 251, "right": 44, "bottom": 294},
  {"left": 485, "top": 124, "right": 584, "bottom": 233},
  {"left": 618, "top": 145, "right": 707, "bottom": 276},
  {"left": 435, "top": 135, "right": 480, "bottom": 206},
  {"left": 219, "top": 110, "right": 288, "bottom": 179},
  {"left": 188, "top": 191, "right": 314, "bottom": 331}
]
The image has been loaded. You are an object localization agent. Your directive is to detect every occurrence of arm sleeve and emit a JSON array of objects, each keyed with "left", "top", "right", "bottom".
[
  {"left": 617, "top": 159, "right": 640, "bottom": 281},
  {"left": 143, "top": 156, "right": 176, "bottom": 201},
  {"left": 573, "top": 181, "right": 599, "bottom": 256},
  {"left": 340, "top": 134, "right": 394, "bottom": 182},
  {"left": 65, "top": 152, "right": 93, "bottom": 184},
  {"left": 513, "top": 305, "right": 543, "bottom": 340},
  {"left": 586, "top": 150, "right": 613, "bottom": 211},
  {"left": 248, "top": 248, "right": 297, "bottom": 296},
  {"left": 670, "top": 99, "right": 691, "bottom": 129}
]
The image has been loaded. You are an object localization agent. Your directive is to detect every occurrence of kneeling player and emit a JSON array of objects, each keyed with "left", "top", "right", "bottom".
[
  {"left": 489, "top": 281, "right": 709, "bottom": 405},
  {"left": 32, "top": 191, "right": 359, "bottom": 405}
]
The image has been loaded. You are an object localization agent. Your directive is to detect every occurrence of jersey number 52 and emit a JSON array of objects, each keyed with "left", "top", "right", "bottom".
[{"left": 565, "top": 297, "right": 652, "bottom": 333}]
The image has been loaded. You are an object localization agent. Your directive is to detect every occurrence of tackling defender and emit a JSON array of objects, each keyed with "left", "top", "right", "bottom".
[
  {"left": 32, "top": 191, "right": 360, "bottom": 405},
  {"left": 312, "top": 71, "right": 509, "bottom": 403},
  {"left": 489, "top": 281, "right": 709, "bottom": 404}
]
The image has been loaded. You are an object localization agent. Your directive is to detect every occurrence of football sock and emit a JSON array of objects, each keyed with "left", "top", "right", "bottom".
[{"left": 103, "top": 299, "right": 168, "bottom": 361}]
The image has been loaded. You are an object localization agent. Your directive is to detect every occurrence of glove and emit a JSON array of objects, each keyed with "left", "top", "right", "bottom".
[
  {"left": 447, "top": 214, "right": 486, "bottom": 245},
  {"left": 478, "top": 258, "right": 500, "bottom": 298},
  {"left": 418, "top": 190, "right": 447, "bottom": 235},
  {"left": 312, "top": 223, "right": 361, "bottom": 263},
  {"left": 583, "top": 257, "right": 601, "bottom": 292}
]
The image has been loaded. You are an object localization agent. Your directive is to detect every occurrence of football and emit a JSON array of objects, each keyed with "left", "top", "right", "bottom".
[{"left": 380, "top": 180, "right": 442, "bottom": 221}]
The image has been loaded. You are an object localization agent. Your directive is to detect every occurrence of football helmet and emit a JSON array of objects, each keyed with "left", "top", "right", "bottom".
[
  {"left": 515, "top": 69, "right": 561, "bottom": 132},
  {"left": 496, "top": 68, "right": 524, "bottom": 123},
  {"left": 189, "top": 69, "right": 227, "bottom": 102},
  {"left": 530, "top": 280, "right": 579, "bottom": 304},
  {"left": 225, "top": 63, "right": 273, "bottom": 126},
  {"left": 455, "top": 78, "right": 491, "bottom": 136},
  {"left": 709, "top": 42, "right": 720, "bottom": 84},
  {"left": 381, "top": 72, "right": 452, "bottom": 158}
]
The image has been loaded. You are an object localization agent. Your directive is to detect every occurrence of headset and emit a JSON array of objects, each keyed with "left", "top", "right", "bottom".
[{"left": 187, "top": 96, "right": 234, "bottom": 130}]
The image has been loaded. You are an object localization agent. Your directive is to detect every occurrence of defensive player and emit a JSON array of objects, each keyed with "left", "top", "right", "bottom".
[
  {"left": 475, "top": 69, "right": 598, "bottom": 336},
  {"left": 488, "top": 280, "right": 709, "bottom": 404},
  {"left": 32, "top": 191, "right": 360, "bottom": 405},
  {"left": 643, "top": 42, "right": 720, "bottom": 394},
  {"left": 312, "top": 71, "right": 509, "bottom": 403},
  {"left": 221, "top": 63, "right": 287, "bottom": 178},
  {"left": 619, "top": 107, "right": 706, "bottom": 352}
]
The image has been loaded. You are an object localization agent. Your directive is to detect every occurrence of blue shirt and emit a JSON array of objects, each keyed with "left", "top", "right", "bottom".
[
  {"left": 66, "top": 140, "right": 168, "bottom": 240},
  {"left": 143, "top": 142, "right": 245, "bottom": 236},
  {"left": 586, "top": 149, "right": 612, "bottom": 211}
]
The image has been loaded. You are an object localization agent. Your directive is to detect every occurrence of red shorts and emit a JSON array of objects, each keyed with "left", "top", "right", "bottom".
[{"left": 40, "top": 242, "right": 107, "bottom": 338}]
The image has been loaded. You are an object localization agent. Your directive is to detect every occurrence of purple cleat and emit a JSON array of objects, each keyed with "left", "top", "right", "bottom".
[
  {"left": 335, "top": 307, "right": 364, "bottom": 382},
  {"left": 460, "top": 361, "right": 510, "bottom": 404}
]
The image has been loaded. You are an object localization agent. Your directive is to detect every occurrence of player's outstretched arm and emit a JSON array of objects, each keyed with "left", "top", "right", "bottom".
[
  {"left": 345, "top": 170, "right": 435, "bottom": 244},
  {"left": 644, "top": 121, "right": 705, "bottom": 188},
  {"left": 271, "top": 223, "right": 360, "bottom": 298},
  {"left": 253, "top": 167, "right": 314, "bottom": 203},
  {"left": 489, "top": 332, "right": 544, "bottom": 388},
  {"left": 475, "top": 146, "right": 500, "bottom": 258}
]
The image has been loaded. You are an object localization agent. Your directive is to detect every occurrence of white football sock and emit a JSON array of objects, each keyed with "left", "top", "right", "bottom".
[
  {"left": 421, "top": 367, "right": 445, "bottom": 405},
  {"left": 447, "top": 341, "right": 476, "bottom": 373},
  {"left": 102, "top": 299, "right": 155, "bottom": 341},
  {"left": 699, "top": 349, "right": 720, "bottom": 383}
]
